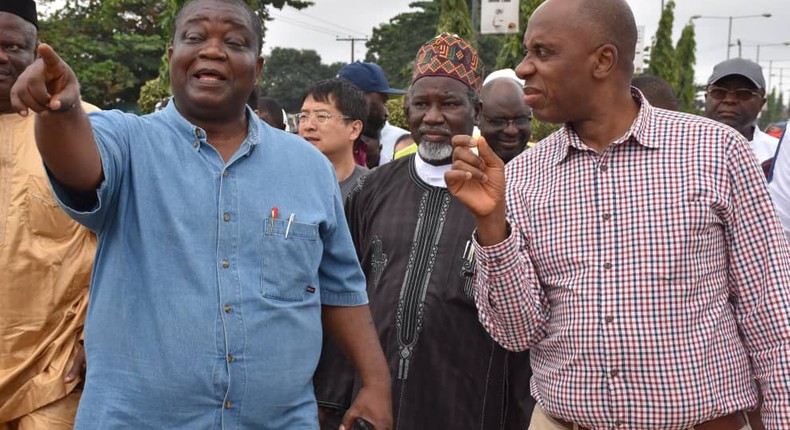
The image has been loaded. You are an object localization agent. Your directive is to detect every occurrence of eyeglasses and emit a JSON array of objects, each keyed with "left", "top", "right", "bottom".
[
  {"left": 297, "top": 112, "right": 352, "bottom": 125},
  {"left": 706, "top": 86, "right": 761, "bottom": 102},
  {"left": 483, "top": 115, "right": 532, "bottom": 129}
]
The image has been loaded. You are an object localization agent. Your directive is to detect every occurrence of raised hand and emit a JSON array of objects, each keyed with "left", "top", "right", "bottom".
[
  {"left": 445, "top": 135, "right": 509, "bottom": 245},
  {"left": 10, "top": 43, "right": 80, "bottom": 116}
]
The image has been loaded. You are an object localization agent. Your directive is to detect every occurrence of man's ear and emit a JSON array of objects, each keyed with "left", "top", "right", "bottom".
[
  {"left": 592, "top": 43, "right": 618, "bottom": 79},
  {"left": 350, "top": 119, "right": 363, "bottom": 141},
  {"left": 256, "top": 55, "right": 265, "bottom": 83},
  {"left": 472, "top": 99, "right": 482, "bottom": 126}
]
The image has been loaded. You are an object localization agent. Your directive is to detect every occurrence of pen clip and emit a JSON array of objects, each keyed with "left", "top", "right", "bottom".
[
  {"left": 285, "top": 213, "right": 295, "bottom": 238},
  {"left": 463, "top": 240, "right": 475, "bottom": 262}
]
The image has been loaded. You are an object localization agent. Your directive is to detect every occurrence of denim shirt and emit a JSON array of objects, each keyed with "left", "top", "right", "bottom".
[{"left": 49, "top": 101, "right": 367, "bottom": 429}]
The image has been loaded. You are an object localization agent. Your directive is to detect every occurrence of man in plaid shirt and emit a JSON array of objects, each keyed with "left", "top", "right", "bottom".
[{"left": 445, "top": 0, "right": 790, "bottom": 429}]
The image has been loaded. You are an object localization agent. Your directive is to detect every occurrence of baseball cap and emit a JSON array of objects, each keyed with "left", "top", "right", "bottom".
[
  {"left": 338, "top": 62, "right": 407, "bottom": 95},
  {"left": 707, "top": 58, "right": 765, "bottom": 89}
]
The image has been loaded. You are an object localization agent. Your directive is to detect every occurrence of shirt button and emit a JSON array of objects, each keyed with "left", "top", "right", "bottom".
[
  {"left": 600, "top": 164, "right": 609, "bottom": 172},
  {"left": 605, "top": 315, "right": 614, "bottom": 323},
  {"left": 610, "top": 368, "right": 619, "bottom": 377},
  {"left": 222, "top": 260, "right": 230, "bottom": 269},
  {"left": 604, "top": 262, "right": 612, "bottom": 270},
  {"left": 224, "top": 400, "right": 232, "bottom": 409},
  {"left": 227, "top": 354, "right": 235, "bottom": 363},
  {"left": 615, "top": 420, "right": 623, "bottom": 428},
  {"left": 223, "top": 213, "right": 231, "bottom": 222},
  {"left": 196, "top": 129, "right": 204, "bottom": 138},
  {"left": 192, "top": 141, "right": 199, "bottom": 148},
  {"left": 223, "top": 170, "right": 229, "bottom": 177},
  {"left": 224, "top": 304, "right": 232, "bottom": 313},
  {"left": 602, "top": 213, "right": 611, "bottom": 221}
]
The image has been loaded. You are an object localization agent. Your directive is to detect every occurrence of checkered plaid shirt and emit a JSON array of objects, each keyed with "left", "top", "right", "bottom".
[{"left": 473, "top": 94, "right": 790, "bottom": 430}]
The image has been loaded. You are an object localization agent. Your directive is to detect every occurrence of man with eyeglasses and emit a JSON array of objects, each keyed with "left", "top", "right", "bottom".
[
  {"left": 298, "top": 78, "right": 367, "bottom": 201},
  {"left": 480, "top": 76, "right": 533, "bottom": 164},
  {"left": 704, "top": 58, "right": 778, "bottom": 164}
]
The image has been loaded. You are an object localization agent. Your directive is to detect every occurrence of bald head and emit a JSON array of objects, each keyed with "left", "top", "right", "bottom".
[
  {"left": 578, "top": 0, "right": 636, "bottom": 74},
  {"left": 535, "top": 0, "right": 637, "bottom": 75},
  {"left": 480, "top": 77, "right": 532, "bottom": 163}
]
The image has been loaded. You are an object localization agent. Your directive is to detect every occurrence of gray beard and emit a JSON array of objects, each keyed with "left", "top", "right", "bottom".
[{"left": 417, "top": 141, "right": 453, "bottom": 164}]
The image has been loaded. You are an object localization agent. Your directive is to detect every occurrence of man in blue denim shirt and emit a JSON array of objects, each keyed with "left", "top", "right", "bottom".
[{"left": 9, "top": 0, "right": 392, "bottom": 428}]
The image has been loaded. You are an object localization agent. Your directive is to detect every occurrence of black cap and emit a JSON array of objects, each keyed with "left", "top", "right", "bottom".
[{"left": 0, "top": 0, "right": 38, "bottom": 29}]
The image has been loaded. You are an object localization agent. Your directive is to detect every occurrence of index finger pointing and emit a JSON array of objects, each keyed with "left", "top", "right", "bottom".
[{"left": 36, "top": 43, "right": 64, "bottom": 70}]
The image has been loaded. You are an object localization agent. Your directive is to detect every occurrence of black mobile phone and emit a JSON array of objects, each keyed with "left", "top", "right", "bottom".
[{"left": 351, "top": 417, "right": 374, "bottom": 430}]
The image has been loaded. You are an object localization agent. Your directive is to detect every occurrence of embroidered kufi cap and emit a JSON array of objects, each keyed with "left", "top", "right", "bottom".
[{"left": 412, "top": 33, "right": 485, "bottom": 94}]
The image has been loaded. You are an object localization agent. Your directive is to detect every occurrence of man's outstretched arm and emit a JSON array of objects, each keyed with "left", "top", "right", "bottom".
[{"left": 11, "top": 43, "right": 102, "bottom": 192}]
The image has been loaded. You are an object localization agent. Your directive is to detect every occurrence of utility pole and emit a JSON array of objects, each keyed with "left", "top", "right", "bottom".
[{"left": 336, "top": 36, "right": 368, "bottom": 62}]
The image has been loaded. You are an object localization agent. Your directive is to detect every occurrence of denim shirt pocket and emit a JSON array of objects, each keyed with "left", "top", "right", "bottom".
[{"left": 261, "top": 217, "right": 322, "bottom": 302}]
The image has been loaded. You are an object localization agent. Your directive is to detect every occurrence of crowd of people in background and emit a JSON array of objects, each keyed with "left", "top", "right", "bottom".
[{"left": 2, "top": 0, "right": 789, "bottom": 429}]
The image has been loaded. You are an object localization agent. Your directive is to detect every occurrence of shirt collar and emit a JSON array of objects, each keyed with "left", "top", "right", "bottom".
[
  {"left": 162, "top": 100, "right": 261, "bottom": 155},
  {"left": 413, "top": 151, "right": 450, "bottom": 188},
  {"left": 549, "top": 88, "right": 659, "bottom": 166}
]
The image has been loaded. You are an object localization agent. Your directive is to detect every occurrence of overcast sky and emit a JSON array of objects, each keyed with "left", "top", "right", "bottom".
[{"left": 263, "top": 0, "right": 790, "bottom": 99}]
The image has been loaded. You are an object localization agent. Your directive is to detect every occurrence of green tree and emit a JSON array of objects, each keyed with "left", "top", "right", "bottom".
[
  {"left": 365, "top": 1, "right": 502, "bottom": 91},
  {"left": 495, "top": 0, "right": 544, "bottom": 70},
  {"left": 38, "top": 0, "right": 313, "bottom": 112},
  {"left": 259, "top": 48, "right": 341, "bottom": 113},
  {"left": 365, "top": 2, "right": 438, "bottom": 90},
  {"left": 760, "top": 89, "right": 777, "bottom": 129},
  {"left": 38, "top": 0, "right": 168, "bottom": 110},
  {"left": 646, "top": 0, "right": 677, "bottom": 88},
  {"left": 674, "top": 22, "right": 697, "bottom": 113},
  {"left": 437, "top": 0, "right": 475, "bottom": 45}
]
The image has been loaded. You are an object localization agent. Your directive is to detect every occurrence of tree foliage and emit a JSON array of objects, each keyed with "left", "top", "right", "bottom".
[
  {"left": 674, "top": 22, "right": 697, "bottom": 113},
  {"left": 646, "top": 0, "right": 677, "bottom": 88},
  {"left": 258, "top": 48, "right": 343, "bottom": 113},
  {"left": 495, "top": 0, "right": 544, "bottom": 70},
  {"left": 38, "top": 0, "right": 167, "bottom": 110},
  {"left": 365, "top": 1, "right": 502, "bottom": 91},
  {"left": 437, "top": 0, "right": 475, "bottom": 46},
  {"left": 760, "top": 89, "right": 788, "bottom": 129},
  {"left": 37, "top": 0, "right": 312, "bottom": 112}
]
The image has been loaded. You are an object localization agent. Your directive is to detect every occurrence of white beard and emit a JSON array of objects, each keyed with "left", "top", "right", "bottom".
[{"left": 417, "top": 141, "right": 453, "bottom": 164}]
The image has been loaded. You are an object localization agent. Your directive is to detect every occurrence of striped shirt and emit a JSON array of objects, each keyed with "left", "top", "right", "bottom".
[{"left": 473, "top": 93, "right": 790, "bottom": 429}]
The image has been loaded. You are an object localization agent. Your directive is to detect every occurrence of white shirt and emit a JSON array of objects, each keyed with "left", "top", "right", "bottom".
[
  {"left": 769, "top": 130, "right": 790, "bottom": 243},
  {"left": 379, "top": 122, "right": 409, "bottom": 165},
  {"left": 413, "top": 151, "right": 450, "bottom": 188},
  {"left": 750, "top": 126, "right": 779, "bottom": 164}
]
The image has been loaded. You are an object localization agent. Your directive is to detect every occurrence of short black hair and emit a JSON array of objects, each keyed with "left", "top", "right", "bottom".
[
  {"left": 258, "top": 97, "right": 286, "bottom": 129},
  {"left": 632, "top": 74, "right": 679, "bottom": 111},
  {"left": 303, "top": 78, "right": 367, "bottom": 124},
  {"left": 173, "top": 0, "right": 263, "bottom": 55}
]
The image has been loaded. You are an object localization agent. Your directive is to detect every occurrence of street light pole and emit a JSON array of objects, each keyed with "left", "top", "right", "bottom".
[
  {"left": 691, "top": 13, "right": 772, "bottom": 60},
  {"left": 727, "top": 16, "right": 733, "bottom": 59}
]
